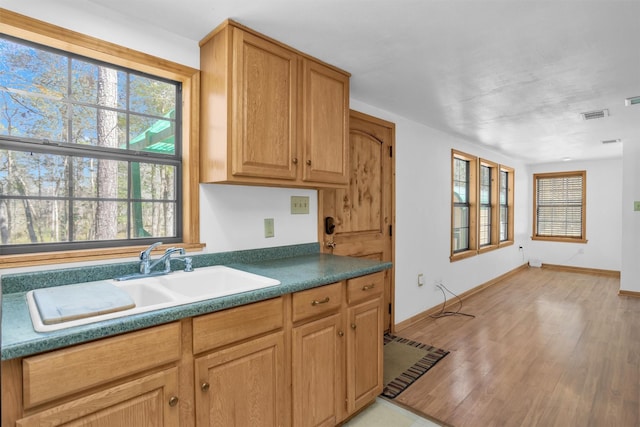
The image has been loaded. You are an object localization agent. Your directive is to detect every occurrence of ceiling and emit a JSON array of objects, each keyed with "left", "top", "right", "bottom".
[{"left": 79, "top": 1, "right": 640, "bottom": 163}]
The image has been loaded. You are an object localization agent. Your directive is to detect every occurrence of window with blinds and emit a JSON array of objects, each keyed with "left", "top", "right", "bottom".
[{"left": 533, "top": 171, "right": 586, "bottom": 241}]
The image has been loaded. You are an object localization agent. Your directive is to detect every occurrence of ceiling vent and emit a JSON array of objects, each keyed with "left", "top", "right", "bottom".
[
  {"left": 602, "top": 139, "right": 621, "bottom": 144},
  {"left": 625, "top": 96, "right": 640, "bottom": 106},
  {"left": 580, "top": 109, "right": 609, "bottom": 120}
]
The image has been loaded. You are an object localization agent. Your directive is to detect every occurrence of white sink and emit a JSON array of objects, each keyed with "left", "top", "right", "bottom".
[
  {"left": 26, "top": 266, "right": 280, "bottom": 332},
  {"left": 155, "top": 265, "right": 281, "bottom": 300},
  {"left": 114, "top": 280, "right": 179, "bottom": 307}
]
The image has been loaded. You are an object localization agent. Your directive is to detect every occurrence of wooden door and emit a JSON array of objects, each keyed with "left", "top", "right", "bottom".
[
  {"left": 292, "top": 313, "right": 343, "bottom": 427},
  {"left": 232, "top": 28, "right": 298, "bottom": 180},
  {"left": 346, "top": 297, "right": 384, "bottom": 414},
  {"left": 16, "top": 369, "right": 179, "bottom": 426},
  {"left": 195, "top": 331, "right": 286, "bottom": 427},
  {"left": 320, "top": 110, "right": 395, "bottom": 330},
  {"left": 302, "top": 58, "right": 349, "bottom": 185}
]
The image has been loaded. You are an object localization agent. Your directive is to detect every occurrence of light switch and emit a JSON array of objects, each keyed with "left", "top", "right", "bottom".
[
  {"left": 634, "top": 201, "right": 640, "bottom": 212},
  {"left": 264, "top": 218, "right": 274, "bottom": 238},
  {"left": 291, "top": 196, "right": 310, "bottom": 214}
]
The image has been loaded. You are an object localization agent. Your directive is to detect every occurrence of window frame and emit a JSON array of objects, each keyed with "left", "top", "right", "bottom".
[
  {"left": 478, "top": 158, "right": 498, "bottom": 253},
  {"left": 450, "top": 150, "right": 514, "bottom": 262},
  {"left": 498, "top": 165, "right": 515, "bottom": 247},
  {"left": 532, "top": 170, "right": 587, "bottom": 244},
  {"left": 451, "top": 150, "right": 477, "bottom": 261},
  {"left": 0, "top": 8, "right": 202, "bottom": 267}
]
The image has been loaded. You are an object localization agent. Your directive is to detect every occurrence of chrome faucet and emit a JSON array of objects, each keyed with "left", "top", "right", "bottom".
[
  {"left": 148, "top": 247, "right": 186, "bottom": 274},
  {"left": 115, "top": 242, "right": 192, "bottom": 281}
]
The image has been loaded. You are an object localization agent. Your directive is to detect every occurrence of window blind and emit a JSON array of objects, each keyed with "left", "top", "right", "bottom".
[{"left": 535, "top": 174, "right": 583, "bottom": 238}]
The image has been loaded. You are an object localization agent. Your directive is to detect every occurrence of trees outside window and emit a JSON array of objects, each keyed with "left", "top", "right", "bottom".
[{"left": 0, "top": 35, "right": 181, "bottom": 254}]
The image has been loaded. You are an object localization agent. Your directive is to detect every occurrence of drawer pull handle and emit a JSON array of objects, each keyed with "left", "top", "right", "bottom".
[
  {"left": 362, "top": 284, "right": 375, "bottom": 291},
  {"left": 169, "top": 396, "right": 179, "bottom": 407},
  {"left": 201, "top": 382, "right": 210, "bottom": 392},
  {"left": 351, "top": 323, "right": 357, "bottom": 330},
  {"left": 311, "top": 297, "right": 330, "bottom": 306}
]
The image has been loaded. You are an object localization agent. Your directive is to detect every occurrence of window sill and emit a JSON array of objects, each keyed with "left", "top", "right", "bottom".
[
  {"left": 531, "top": 236, "right": 588, "bottom": 244},
  {"left": 478, "top": 244, "right": 499, "bottom": 254},
  {"left": 0, "top": 243, "right": 206, "bottom": 269},
  {"left": 450, "top": 250, "right": 476, "bottom": 262}
]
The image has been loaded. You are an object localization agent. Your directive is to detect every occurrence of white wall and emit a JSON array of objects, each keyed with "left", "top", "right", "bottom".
[
  {"left": 527, "top": 159, "right": 622, "bottom": 271},
  {"left": 351, "top": 100, "right": 529, "bottom": 323},
  {"left": 199, "top": 185, "right": 318, "bottom": 253},
  {"left": 621, "top": 142, "right": 640, "bottom": 292}
]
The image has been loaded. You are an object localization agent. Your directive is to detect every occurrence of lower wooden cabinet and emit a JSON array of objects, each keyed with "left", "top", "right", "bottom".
[
  {"left": 290, "top": 273, "right": 384, "bottom": 426},
  {"left": 292, "top": 313, "right": 343, "bottom": 427},
  {"left": 346, "top": 298, "right": 384, "bottom": 414},
  {"left": 16, "top": 368, "right": 180, "bottom": 427},
  {"left": 194, "top": 331, "right": 286, "bottom": 427}
]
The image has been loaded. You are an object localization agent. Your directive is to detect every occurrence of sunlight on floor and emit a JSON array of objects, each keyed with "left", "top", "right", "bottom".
[{"left": 343, "top": 398, "right": 442, "bottom": 427}]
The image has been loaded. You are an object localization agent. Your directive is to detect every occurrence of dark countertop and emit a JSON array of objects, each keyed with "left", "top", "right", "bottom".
[{"left": 1, "top": 244, "right": 392, "bottom": 360}]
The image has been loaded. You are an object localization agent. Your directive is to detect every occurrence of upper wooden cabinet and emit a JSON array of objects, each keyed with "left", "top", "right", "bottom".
[{"left": 199, "top": 20, "right": 350, "bottom": 187}]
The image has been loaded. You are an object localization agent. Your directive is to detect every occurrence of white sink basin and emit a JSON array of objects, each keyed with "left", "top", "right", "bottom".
[
  {"left": 156, "top": 265, "right": 281, "bottom": 300},
  {"left": 26, "top": 266, "right": 280, "bottom": 332},
  {"left": 115, "top": 280, "right": 179, "bottom": 307}
]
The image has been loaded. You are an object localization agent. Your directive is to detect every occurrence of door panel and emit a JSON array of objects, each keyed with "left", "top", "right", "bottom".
[{"left": 320, "top": 110, "right": 395, "bottom": 330}]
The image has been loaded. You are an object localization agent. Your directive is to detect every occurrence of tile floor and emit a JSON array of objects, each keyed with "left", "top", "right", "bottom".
[{"left": 343, "top": 398, "right": 442, "bottom": 427}]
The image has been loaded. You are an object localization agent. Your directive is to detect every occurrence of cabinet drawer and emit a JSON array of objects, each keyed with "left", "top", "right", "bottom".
[
  {"left": 23, "top": 322, "right": 181, "bottom": 409},
  {"left": 292, "top": 282, "right": 343, "bottom": 323},
  {"left": 193, "top": 297, "right": 284, "bottom": 354},
  {"left": 347, "top": 272, "right": 384, "bottom": 304}
]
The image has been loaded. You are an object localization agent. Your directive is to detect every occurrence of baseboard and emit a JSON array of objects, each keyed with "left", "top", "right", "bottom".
[
  {"left": 619, "top": 290, "right": 640, "bottom": 298},
  {"left": 541, "top": 263, "right": 620, "bottom": 277},
  {"left": 394, "top": 263, "right": 529, "bottom": 333}
]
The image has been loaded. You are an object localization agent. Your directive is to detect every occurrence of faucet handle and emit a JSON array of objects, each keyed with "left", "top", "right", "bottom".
[
  {"left": 183, "top": 257, "right": 193, "bottom": 272},
  {"left": 140, "top": 241, "right": 163, "bottom": 260}
]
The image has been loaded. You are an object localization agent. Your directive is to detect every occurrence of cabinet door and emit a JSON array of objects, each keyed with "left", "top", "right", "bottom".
[
  {"left": 301, "top": 59, "right": 349, "bottom": 185},
  {"left": 346, "top": 297, "right": 383, "bottom": 414},
  {"left": 17, "top": 368, "right": 179, "bottom": 427},
  {"left": 292, "top": 313, "right": 344, "bottom": 427},
  {"left": 195, "top": 331, "right": 286, "bottom": 427},
  {"left": 232, "top": 28, "right": 298, "bottom": 180}
]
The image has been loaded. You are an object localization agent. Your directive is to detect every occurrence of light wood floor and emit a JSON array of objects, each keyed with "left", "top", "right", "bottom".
[{"left": 393, "top": 267, "right": 640, "bottom": 427}]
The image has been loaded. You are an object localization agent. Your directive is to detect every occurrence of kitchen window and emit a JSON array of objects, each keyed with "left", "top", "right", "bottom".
[
  {"left": 451, "top": 150, "right": 514, "bottom": 262},
  {"left": 0, "top": 10, "right": 200, "bottom": 266},
  {"left": 533, "top": 170, "right": 586, "bottom": 243}
]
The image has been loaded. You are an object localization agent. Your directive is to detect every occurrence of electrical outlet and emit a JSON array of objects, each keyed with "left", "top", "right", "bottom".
[
  {"left": 264, "top": 218, "right": 274, "bottom": 238},
  {"left": 417, "top": 273, "right": 424, "bottom": 286}
]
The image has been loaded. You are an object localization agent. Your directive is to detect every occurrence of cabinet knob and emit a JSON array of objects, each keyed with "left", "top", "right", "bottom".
[
  {"left": 338, "top": 330, "right": 344, "bottom": 337},
  {"left": 168, "top": 396, "right": 179, "bottom": 407},
  {"left": 292, "top": 157, "right": 298, "bottom": 164},
  {"left": 201, "top": 382, "right": 210, "bottom": 392},
  {"left": 351, "top": 323, "right": 357, "bottom": 330},
  {"left": 306, "top": 159, "right": 312, "bottom": 166},
  {"left": 311, "top": 297, "right": 330, "bottom": 306}
]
